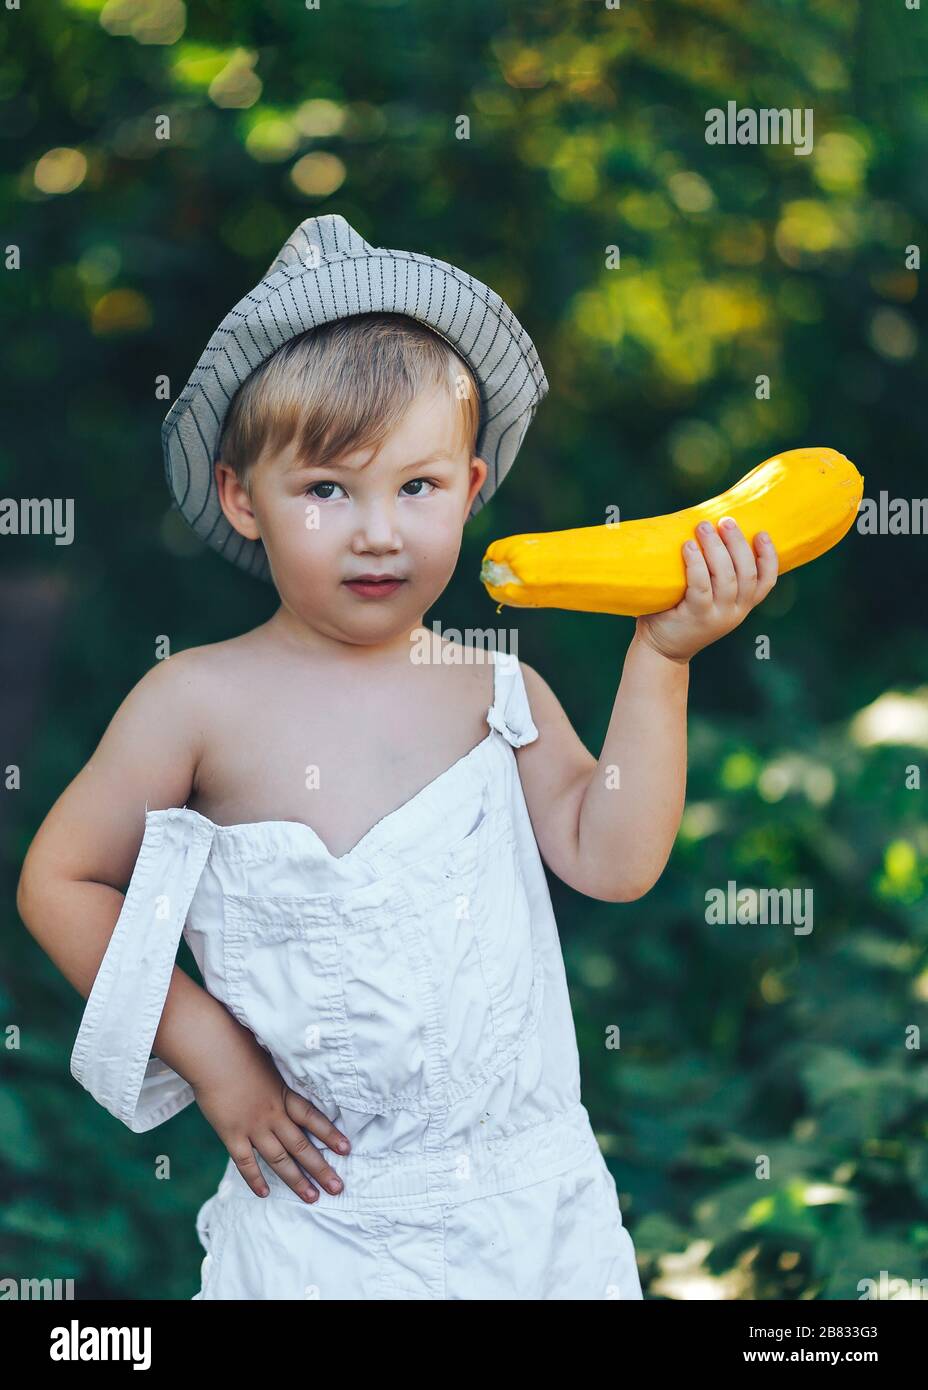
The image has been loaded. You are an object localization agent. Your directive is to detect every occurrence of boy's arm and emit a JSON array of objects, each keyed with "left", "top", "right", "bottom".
[
  {"left": 15, "top": 648, "right": 240, "bottom": 1091},
  {"left": 515, "top": 634, "right": 689, "bottom": 903}
]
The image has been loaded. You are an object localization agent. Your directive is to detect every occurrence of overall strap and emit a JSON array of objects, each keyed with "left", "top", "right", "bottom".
[
  {"left": 70, "top": 811, "right": 215, "bottom": 1132},
  {"left": 486, "top": 649, "right": 539, "bottom": 748}
]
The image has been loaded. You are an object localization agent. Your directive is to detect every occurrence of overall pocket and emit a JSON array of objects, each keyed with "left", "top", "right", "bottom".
[{"left": 220, "top": 800, "right": 543, "bottom": 1115}]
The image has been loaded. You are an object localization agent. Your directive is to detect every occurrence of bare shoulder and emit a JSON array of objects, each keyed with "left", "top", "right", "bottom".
[
  {"left": 144, "top": 631, "right": 263, "bottom": 714},
  {"left": 515, "top": 658, "right": 550, "bottom": 710},
  {"left": 113, "top": 643, "right": 221, "bottom": 739},
  {"left": 18, "top": 642, "right": 232, "bottom": 894},
  {"left": 497, "top": 655, "right": 600, "bottom": 891},
  {"left": 514, "top": 659, "right": 583, "bottom": 744},
  {"left": 158, "top": 632, "right": 254, "bottom": 683},
  {"left": 437, "top": 638, "right": 497, "bottom": 696}
]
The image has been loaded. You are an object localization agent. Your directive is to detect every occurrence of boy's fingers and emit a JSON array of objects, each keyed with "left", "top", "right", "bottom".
[
  {"left": 256, "top": 1130, "right": 343, "bottom": 1204},
  {"left": 254, "top": 1133, "right": 320, "bottom": 1204},
  {"left": 753, "top": 533, "right": 779, "bottom": 600},
  {"left": 717, "top": 517, "right": 759, "bottom": 603},
  {"left": 683, "top": 539, "right": 713, "bottom": 604},
  {"left": 276, "top": 1119, "right": 346, "bottom": 1197},
  {"left": 694, "top": 520, "right": 737, "bottom": 601},
  {"left": 284, "top": 1087, "right": 350, "bottom": 1155},
  {"left": 229, "top": 1143, "right": 272, "bottom": 1199}
]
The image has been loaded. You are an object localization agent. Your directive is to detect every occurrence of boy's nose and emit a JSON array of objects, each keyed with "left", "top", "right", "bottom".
[{"left": 353, "top": 502, "right": 403, "bottom": 547}]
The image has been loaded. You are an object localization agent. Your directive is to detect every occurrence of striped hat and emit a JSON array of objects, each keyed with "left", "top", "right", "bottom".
[{"left": 161, "top": 213, "right": 549, "bottom": 583}]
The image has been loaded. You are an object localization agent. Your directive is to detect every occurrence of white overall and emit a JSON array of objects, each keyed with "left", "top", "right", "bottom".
[{"left": 70, "top": 650, "right": 643, "bottom": 1301}]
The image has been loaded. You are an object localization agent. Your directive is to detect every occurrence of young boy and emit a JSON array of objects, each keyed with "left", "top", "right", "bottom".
[{"left": 17, "top": 214, "right": 777, "bottom": 1299}]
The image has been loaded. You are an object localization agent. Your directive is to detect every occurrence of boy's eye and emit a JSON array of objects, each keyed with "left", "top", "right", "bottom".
[
  {"left": 305, "top": 481, "right": 346, "bottom": 500},
  {"left": 304, "top": 479, "right": 436, "bottom": 499}
]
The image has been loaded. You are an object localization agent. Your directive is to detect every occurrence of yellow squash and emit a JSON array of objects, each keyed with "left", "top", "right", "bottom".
[{"left": 480, "top": 446, "right": 863, "bottom": 618}]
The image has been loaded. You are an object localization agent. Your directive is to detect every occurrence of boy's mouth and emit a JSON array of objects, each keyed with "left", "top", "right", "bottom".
[{"left": 343, "top": 575, "right": 406, "bottom": 598}]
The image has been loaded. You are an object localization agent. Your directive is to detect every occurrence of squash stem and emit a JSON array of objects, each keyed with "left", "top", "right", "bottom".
[{"left": 480, "top": 559, "right": 522, "bottom": 588}]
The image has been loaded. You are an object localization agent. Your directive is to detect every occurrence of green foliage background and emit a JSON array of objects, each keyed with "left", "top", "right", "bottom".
[{"left": 2, "top": 0, "right": 927, "bottom": 1300}]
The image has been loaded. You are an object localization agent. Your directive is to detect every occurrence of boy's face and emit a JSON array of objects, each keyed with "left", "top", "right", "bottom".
[{"left": 215, "top": 382, "right": 488, "bottom": 645}]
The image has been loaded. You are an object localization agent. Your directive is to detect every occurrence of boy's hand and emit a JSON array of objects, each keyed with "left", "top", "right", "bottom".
[
  {"left": 635, "top": 516, "right": 779, "bottom": 664},
  {"left": 192, "top": 1025, "right": 351, "bottom": 1204}
]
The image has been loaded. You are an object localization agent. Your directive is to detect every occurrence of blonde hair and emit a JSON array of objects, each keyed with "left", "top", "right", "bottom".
[{"left": 217, "top": 312, "right": 481, "bottom": 494}]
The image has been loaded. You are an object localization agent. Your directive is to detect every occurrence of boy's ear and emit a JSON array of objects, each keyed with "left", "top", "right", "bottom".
[
  {"left": 214, "top": 458, "right": 261, "bottom": 542},
  {"left": 466, "top": 455, "right": 489, "bottom": 512}
]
